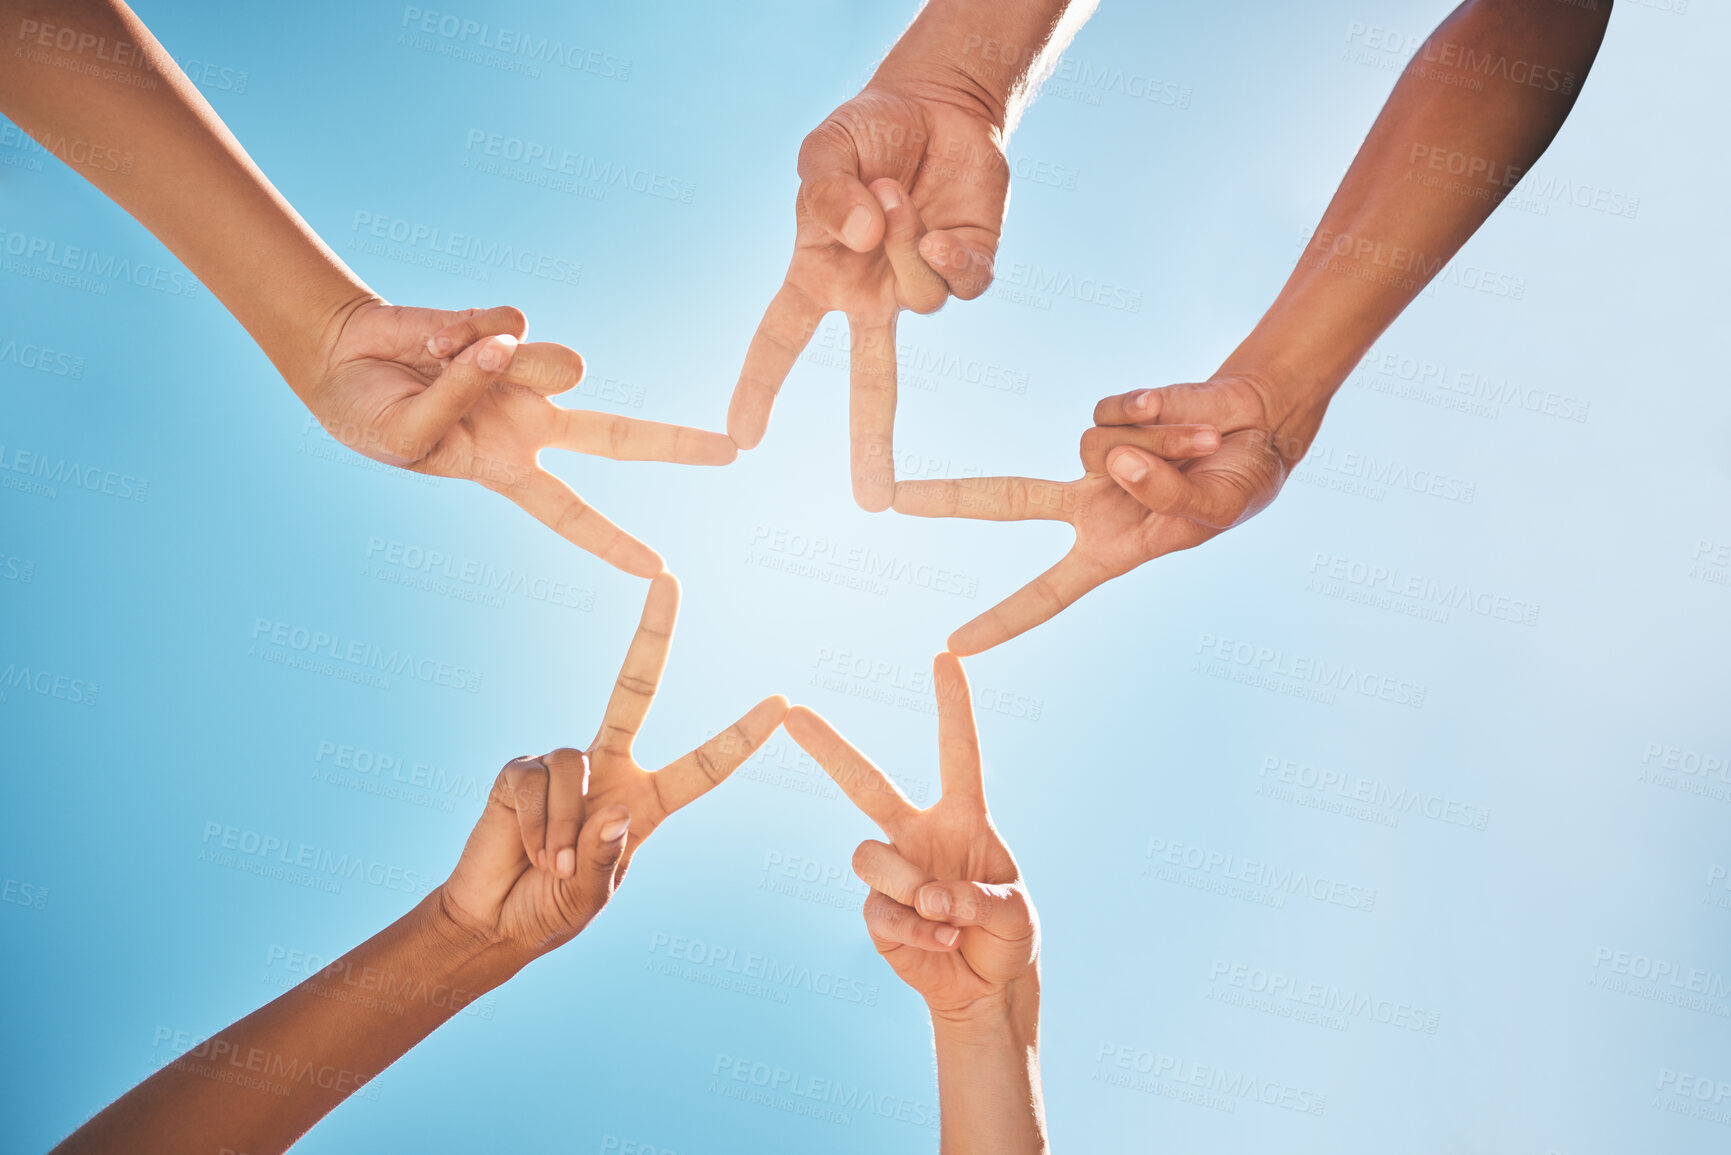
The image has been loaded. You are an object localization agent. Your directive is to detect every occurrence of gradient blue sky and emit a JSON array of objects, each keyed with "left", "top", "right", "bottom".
[{"left": 3, "top": 1, "right": 1728, "bottom": 1151}]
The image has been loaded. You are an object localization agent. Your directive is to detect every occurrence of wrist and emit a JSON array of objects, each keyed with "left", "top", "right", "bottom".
[
  {"left": 874, "top": 0, "right": 1073, "bottom": 130},
  {"left": 930, "top": 975, "right": 1040, "bottom": 1050},
  {"left": 1211, "top": 351, "right": 1337, "bottom": 469},
  {"left": 415, "top": 887, "right": 531, "bottom": 995}
]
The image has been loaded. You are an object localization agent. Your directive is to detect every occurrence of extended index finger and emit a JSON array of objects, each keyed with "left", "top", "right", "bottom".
[
  {"left": 553, "top": 410, "right": 737, "bottom": 466},
  {"left": 848, "top": 314, "right": 897, "bottom": 512},
  {"left": 784, "top": 705, "right": 919, "bottom": 834},
  {"left": 931, "top": 653, "right": 982, "bottom": 803},
  {"left": 500, "top": 467, "right": 663, "bottom": 578},
  {"left": 595, "top": 573, "right": 680, "bottom": 755},
  {"left": 728, "top": 282, "right": 827, "bottom": 450},
  {"left": 892, "top": 476, "right": 1076, "bottom": 523},
  {"left": 948, "top": 548, "right": 1111, "bottom": 657}
]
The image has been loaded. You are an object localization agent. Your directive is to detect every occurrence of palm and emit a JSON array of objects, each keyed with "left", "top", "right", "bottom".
[
  {"left": 786, "top": 654, "right": 1036, "bottom": 1016},
  {"left": 440, "top": 575, "right": 788, "bottom": 960},
  {"left": 730, "top": 88, "right": 1007, "bottom": 510}
]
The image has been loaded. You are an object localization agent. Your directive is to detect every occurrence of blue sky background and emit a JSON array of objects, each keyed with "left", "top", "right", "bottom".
[{"left": 3, "top": 0, "right": 1729, "bottom": 1151}]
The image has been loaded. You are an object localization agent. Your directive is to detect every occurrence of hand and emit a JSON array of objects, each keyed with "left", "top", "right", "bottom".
[
  {"left": 888, "top": 411, "right": 1230, "bottom": 654},
  {"left": 438, "top": 573, "right": 789, "bottom": 960},
  {"left": 307, "top": 299, "right": 738, "bottom": 577},
  {"left": 728, "top": 83, "right": 1009, "bottom": 511},
  {"left": 784, "top": 653, "right": 1036, "bottom": 1019}
]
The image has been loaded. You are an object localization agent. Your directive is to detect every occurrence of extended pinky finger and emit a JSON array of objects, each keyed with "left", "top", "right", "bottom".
[{"left": 863, "top": 890, "right": 961, "bottom": 951}]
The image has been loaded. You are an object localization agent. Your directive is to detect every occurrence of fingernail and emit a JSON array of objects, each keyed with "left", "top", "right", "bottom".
[
  {"left": 919, "top": 887, "right": 950, "bottom": 917},
  {"left": 555, "top": 847, "right": 575, "bottom": 877},
  {"left": 872, "top": 182, "right": 902, "bottom": 212},
  {"left": 477, "top": 341, "right": 506, "bottom": 371},
  {"left": 599, "top": 815, "right": 631, "bottom": 843},
  {"left": 1127, "top": 388, "right": 1155, "bottom": 416},
  {"left": 1110, "top": 449, "right": 1149, "bottom": 484},
  {"left": 841, "top": 204, "right": 874, "bottom": 249},
  {"left": 427, "top": 335, "right": 453, "bottom": 358},
  {"left": 935, "top": 926, "right": 960, "bottom": 947},
  {"left": 1193, "top": 428, "right": 1220, "bottom": 452}
]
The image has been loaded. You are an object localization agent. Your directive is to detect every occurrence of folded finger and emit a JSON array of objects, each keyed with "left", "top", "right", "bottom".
[
  {"left": 892, "top": 476, "right": 1075, "bottom": 523},
  {"left": 851, "top": 839, "right": 931, "bottom": 908},
  {"left": 864, "top": 890, "right": 960, "bottom": 952},
  {"left": 1079, "top": 423, "right": 1219, "bottom": 473},
  {"left": 654, "top": 695, "right": 790, "bottom": 815},
  {"left": 496, "top": 341, "right": 585, "bottom": 397},
  {"left": 499, "top": 467, "right": 663, "bottom": 578},
  {"left": 870, "top": 179, "right": 947, "bottom": 315},
  {"left": 1106, "top": 448, "right": 1255, "bottom": 529},
  {"left": 728, "top": 282, "right": 826, "bottom": 450},
  {"left": 499, "top": 756, "right": 549, "bottom": 868},
  {"left": 948, "top": 548, "right": 1110, "bottom": 657},
  {"left": 553, "top": 410, "right": 736, "bottom": 466},
  {"left": 919, "top": 227, "right": 998, "bottom": 300},
  {"left": 542, "top": 748, "right": 589, "bottom": 878},
  {"left": 915, "top": 880, "right": 1033, "bottom": 942},
  {"left": 798, "top": 122, "right": 882, "bottom": 251},
  {"left": 848, "top": 314, "right": 898, "bottom": 513},
  {"left": 385, "top": 334, "right": 516, "bottom": 464},
  {"left": 784, "top": 705, "right": 919, "bottom": 833},
  {"left": 425, "top": 305, "right": 529, "bottom": 359}
]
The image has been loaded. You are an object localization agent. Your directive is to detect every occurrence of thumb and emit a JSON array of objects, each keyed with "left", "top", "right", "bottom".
[
  {"left": 797, "top": 120, "right": 882, "bottom": 252},
  {"left": 572, "top": 804, "right": 631, "bottom": 906},
  {"left": 387, "top": 333, "right": 516, "bottom": 463}
]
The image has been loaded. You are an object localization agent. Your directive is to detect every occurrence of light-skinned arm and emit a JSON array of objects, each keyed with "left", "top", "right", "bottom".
[
  {"left": 51, "top": 576, "right": 788, "bottom": 1155},
  {"left": 729, "top": 0, "right": 1099, "bottom": 511},
  {"left": 894, "top": 0, "right": 1614, "bottom": 652},
  {"left": 0, "top": 0, "right": 735, "bottom": 575},
  {"left": 787, "top": 653, "right": 1044, "bottom": 1154}
]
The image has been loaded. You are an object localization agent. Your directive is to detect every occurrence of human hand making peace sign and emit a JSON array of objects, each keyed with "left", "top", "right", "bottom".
[
  {"left": 438, "top": 573, "right": 789, "bottom": 960},
  {"left": 319, "top": 304, "right": 737, "bottom": 578}
]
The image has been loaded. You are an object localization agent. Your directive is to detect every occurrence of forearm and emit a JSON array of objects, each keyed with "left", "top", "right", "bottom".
[
  {"left": 0, "top": 0, "right": 373, "bottom": 391},
  {"left": 53, "top": 890, "right": 524, "bottom": 1155},
  {"left": 931, "top": 980, "right": 1046, "bottom": 1155},
  {"left": 874, "top": 0, "right": 1098, "bottom": 131},
  {"left": 1223, "top": 0, "right": 1611, "bottom": 437}
]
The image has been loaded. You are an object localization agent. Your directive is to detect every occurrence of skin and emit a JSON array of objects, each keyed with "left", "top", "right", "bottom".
[
  {"left": 51, "top": 575, "right": 788, "bottom": 1155},
  {"left": 728, "top": 0, "right": 1099, "bottom": 511},
  {"left": 893, "top": 0, "right": 1615, "bottom": 653},
  {"left": 0, "top": 0, "right": 735, "bottom": 576},
  {"left": 787, "top": 653, "right": 1045, "bottom": 1155}
]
